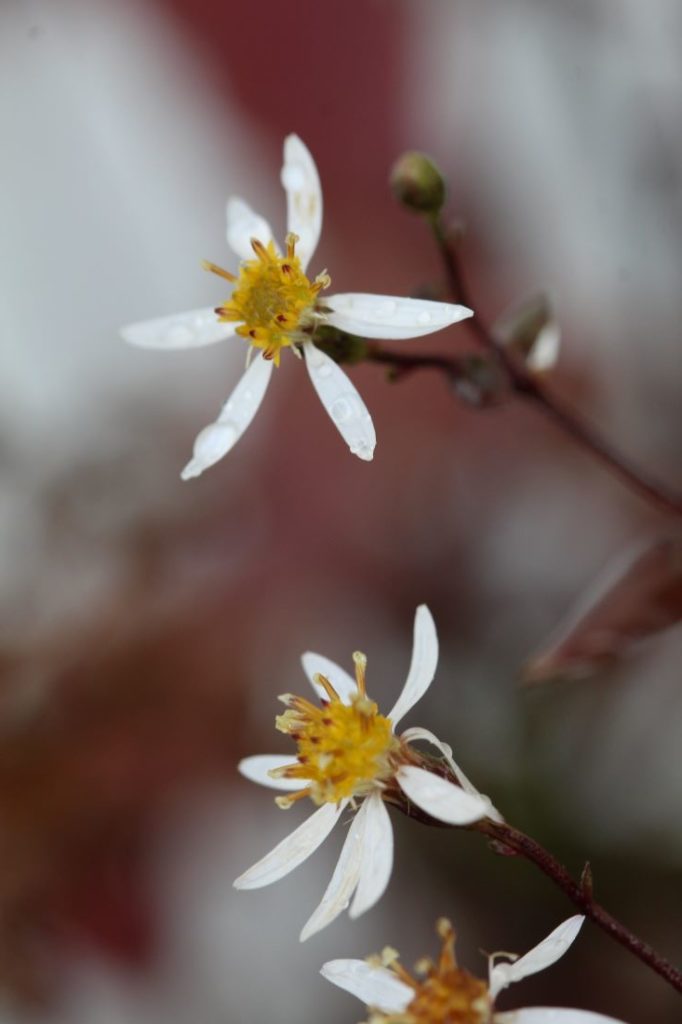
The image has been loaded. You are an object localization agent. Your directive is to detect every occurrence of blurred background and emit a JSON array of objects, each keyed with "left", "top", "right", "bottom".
[{"left": 1, "top": 0, "right": 681, "bottom": 1021}]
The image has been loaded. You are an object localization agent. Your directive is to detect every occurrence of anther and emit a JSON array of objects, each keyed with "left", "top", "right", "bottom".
[{"left": 353, "top": 651, "right": 368, "bottom": 696}]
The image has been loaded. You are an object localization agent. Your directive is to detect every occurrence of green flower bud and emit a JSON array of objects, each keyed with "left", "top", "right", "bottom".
[{"left": 390, "top": 151, "right": 446, "bottom": 215}]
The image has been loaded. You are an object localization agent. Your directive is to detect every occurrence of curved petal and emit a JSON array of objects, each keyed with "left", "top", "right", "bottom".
[
  {"left": 233, "top": 800, "right": 345, "bottom": 890},
  {"left": 387, "top": 606, "right": 438, "bottom": 728},
  {"left": 326, "top": 293, "right": 473, "bottom": 340},
  {"left": 121, "top": 307, "right": 235, "bottom": 349},
  {"left": 226, "top": 197, "right": 276, "bottom": 261},
  {"left": 489, "top": 917, "right": 585, "bottom": 1001},
  {"left": 301, "top": 652, "right": 358, "bottom": 704},
  {"left": 321, "top": 960, "right": 413, "bottom": 1015},
  {"left": 400, "top": 726, "right": 504, "bottom": 824},
  {"left": 396, "top": 766, "right": 489, "bottom": 825},
  {"left": 494, "top": 1010, "right": 627, "bottom": 1024},
  {"left": 281, "top": 134, "right": 323, "bottom": 273},
  {"left": 299, "top": 799, "right": 369, "bottom": 941},
  {"left": 303, "top": 342, "right": 375, "bottom": 461},
  {"left": 349, "top": 791, "right": 393, "bottom": 919},
  {"left": 238, "top": 754, "right": 309, "bottom": 792},
  {"left": 180, "top": 354, "right": 274, "bottom": 480}
]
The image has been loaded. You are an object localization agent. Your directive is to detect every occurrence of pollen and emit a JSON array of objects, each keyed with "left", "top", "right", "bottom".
[
  {"left": 365, "top": 921, "right": 492, "bottom": 1024},
  {"left": 271, "top": 651, "right": 400, "bottom": 806},
  {"left": 205, "top": 233, "right": 330, "bottom": 365}
]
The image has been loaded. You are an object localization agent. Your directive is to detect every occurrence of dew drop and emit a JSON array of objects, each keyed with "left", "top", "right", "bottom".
[
  {"left": 417, "top": 311, "right": 432, "bottom": 325},
  {"left": 330, "top": 397, "right": 354, "bottom": 423},
  {"left": 350, "top": 439, "right": 374, "bottom": 460},
  {"left": 317, "top": 363, "right": 332, "bottom": 379}
]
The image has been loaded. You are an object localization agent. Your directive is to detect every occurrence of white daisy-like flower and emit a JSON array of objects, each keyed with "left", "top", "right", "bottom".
[
  {"left": 322, "top": 915, "right": 629, "bottom": 1024},
  {"left": 121, "top": 135, "right": 473, "bottom": 478},
  {"left": 234, "top": 605, "right": 501, "bottom": 941}
]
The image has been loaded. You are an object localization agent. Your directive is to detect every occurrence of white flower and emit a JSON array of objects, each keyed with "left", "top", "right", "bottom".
[
  {"left": 121, "top": 135, "right": 473, "bottom": 478},
  {"left": 233, "top": 605, "right": 500, "bottom": 941},
  {"left": 322, "top": 915, "right": 629, "bottom": 1024}
]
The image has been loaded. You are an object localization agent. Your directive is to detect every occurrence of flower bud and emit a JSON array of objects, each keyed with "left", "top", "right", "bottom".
[
  {"left": 390, "top": 151, "right": 446, "bottom": 215},
  {"left": 493, "top": 293, "right": 560, "bottom": 374}
]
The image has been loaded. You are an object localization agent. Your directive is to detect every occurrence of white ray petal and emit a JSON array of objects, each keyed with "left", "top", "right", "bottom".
[
  {"left": 349, "top": 792, "right": 393, "bottom": 918},
  {"left": 489, "top": 917, "right": 585, "bottom": 1001},
  {"left": 281, "top": 134, "right": 323, "bottom": 273},
  {"left": 233, "top": 801, "right": 345, "bottom": 890},
  {"left": 396, "top": 766, "right": 489, "bottom": 825},
  {"left": 121, "top": 307, "right": 235, "bottom": 350},
  {"left": 321, "top": 960, "right": 413, "bottom": 1014},
  {"left": 326, "top": 293, "right": 473, "bottom": 340},
  {"left": 494, "top": 1009, "right": 627, "bottom": 1024},
  {"left": 226, "top": 196, "right": 276, "bottom": 261},
  {"left": 301, "top": 652, "right": 358, "bottom": 704},
  {"left": 400, "top": 726, "right": 504, "bottom": 824},
  {"left": 181, "top": 354, "right": 274, "bottom": 479},
  {"left": 300, "top": 799, "right": 371, "bottom": 941},
  {"left": 303, "top": 342, "right": 376, "bottom": 461},
  {"left": 387, "top": 606, "right": 439, "bottom": 727},
  {"left": 238, "top": 754, "right": 309, "bottom": 792}
]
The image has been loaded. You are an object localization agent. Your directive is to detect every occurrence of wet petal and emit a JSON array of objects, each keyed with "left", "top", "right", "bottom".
[
  {"left": 233, "top": 801, "right": 345, "bottom": 890},
  {"left": 281, "top": 134, "right": 323, "bottom": 273},
  {"left": 303, "top": 342, "right": 375, "bottom": 461},
  {"left": 349, "top": 792, "right": 393, "bottom": 918},
  {"left": 238, "top": 754, "right": 309, "bottom": 792},
  {"left": 494, "top": 1010, "right": 627, "bottom": 1024},
  {"left": 121, "top": 307, "right": 235, "bottom": 349},
  {"left": 299, "top": 799, "right": 369, "bottom": 941},
  {"left": 301, "top": 652, "right": 358, "bottom": 704},
  {"left": 321, "top": 959, "right": 413, "bottom": 1014},
  {"left": 489, "top": 917, "right": 585, "bottom": 1001},
  {"left": 181, "top": 354, "right": 274, "bottom": 479},
  {"left": 387, "top": 605, "right": 438, "bottom": 727},
  {"left": 396, "top": 766, "right": 489, "bottom": 825},
  {"left": 326, "top": 293, "right": 473, "bottom": 340},
  {"left": 226, "top": 196, "right": 276, "bottom": 261}
]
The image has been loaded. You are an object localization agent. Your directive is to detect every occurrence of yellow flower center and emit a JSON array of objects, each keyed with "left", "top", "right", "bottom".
[
  {"left": 271, "top": 652, "right": 400, "bottom": 807},
  {"left": 204, "top": 234, "right": 330, "bottom": 366},
  {"left": 366, "top": 921, "right": 492, "bottom": 1024}
]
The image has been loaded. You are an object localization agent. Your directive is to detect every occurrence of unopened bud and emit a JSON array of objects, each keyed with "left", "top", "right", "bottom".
[
  {"left": 390, "top": 151, "right": 446, "bottom": 215},
  {"left": 453, "top": 355, "right": 508, "bottom": 408},
  {"left": 493, "top": 293, "right": 560, "bottom": 374}
]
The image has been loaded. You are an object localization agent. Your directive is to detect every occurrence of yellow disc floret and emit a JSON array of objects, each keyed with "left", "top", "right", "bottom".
[
  {"left": 271, "top": 652, "right": 400, "bottom": 807},
  {"left": 204, "top": 234, "right": 330, "bottom": 365},
  {"left": 365, "top": 920, "right": 492, "bottom": 1024}
]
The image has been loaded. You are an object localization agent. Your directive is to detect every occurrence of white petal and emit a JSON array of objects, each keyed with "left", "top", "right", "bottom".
[
  {"left": 400, "top": 726, "right": 504, "bottom": 824},
  {"left": 281, "top": 134, "right": 323, "bottom": 273},
  {"left": 326, "top": 293, "right": 473, "bottom": 340},
  {"left": 180, "top": 354, "right": 274, "bottom": 479},
  {"left": 387, "top": 606, "right": 438, "bottom": 727},
  {"left": 226, "top": 196, "right": 276, "bottom": 261},
  {"left": 238, "top": 754, "right": 308, "bottom": 792},
  {"left": 301, "top": 652, "right": 358, "bottom": 704},
  {"left": 121, "top": 307, "right": 235, "bottom": 350},
  {"left": 321, "top": 960, "right": 413, "bottom": 1014},
  {"left": 349, "top": 792, "right": 394, "bottom": 918},
  {"left": 489, "top": 917, "right": 585, "bottom": 1001},
  {"left": 303, "top": 342, "right": 375, "bottom": 461},
  {"left": 494, "top": 1009, "right": 627, "bottom": 1024},
  {"left": 233, "top": 801, "right": 345, "bottom": 890},
  {"left": 299, "top": 799, "right": 369, "bottom": 941},
  {"left": 396, "top": 766, "right": 489, "bottom": 825}
]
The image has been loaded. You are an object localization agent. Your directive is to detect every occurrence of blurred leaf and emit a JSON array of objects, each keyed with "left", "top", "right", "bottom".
[{"left": 522, "top": 537, "right": 682, "bottom": 684}]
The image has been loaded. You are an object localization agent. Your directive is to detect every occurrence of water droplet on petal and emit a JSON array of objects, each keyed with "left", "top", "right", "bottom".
[
  {"left": 377, "top": 300, "right": 397, "bottom": 318},
  {"left": 417, "top": 311, "right": 431, "bottom": 325},
  {"left": 330, "top": 397, "right": 354, "bottom": 423},
  {"left": 317, "top": 363, "right": 332, "bottom": 379},
  {"left": 166, "top": 324, "right": 194, "bottom": 345},
  {"left": 350, "top": 439, "right": 374, "bottom": 460}
]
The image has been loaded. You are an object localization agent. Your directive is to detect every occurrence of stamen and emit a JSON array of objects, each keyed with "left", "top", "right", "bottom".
[
  {"left": 353, "top": 651, "right": 368, "bottom": 696},
  {"left": 250, "top": 238, "right": 269, "bottom": 261},
  {"left": 275, "top": 787, "right": 312, "bottom": 810},
  {"left": 202, "top": 259, "right": 237, "bottom": 283},
  {"left": 314, "top": 672, "right": 341, "bottom": 703}
]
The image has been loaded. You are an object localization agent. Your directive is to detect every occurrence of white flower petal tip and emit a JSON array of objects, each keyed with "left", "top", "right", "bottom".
[
  {"left": 282, "top": 134, "right": 323, "bottom": 272},
  {"left": 489, "top": 916, "right": 585, "bottom": 1001},
  {"left": 233, "top": 801, "right": 345, "bottom": 891},
  {"left": 494, "top": 1010, "right": 628, "bottom": 1024},
  {"left": 303, "top": 343, "right": 376, "bottom": 461},
  {"left": 237, "top": 755, "right": 308, "bottom": 792},
  {"left": 180, "top": 355, "right": 274, "bottom": 480},
  {"left": 396, "top": 765, "right": 490, "bottom": 825},
  {"left": 226, "top": 197, "right": 275, "bottom": 261},
  {"left": 325, "top": 293, "right": 474, "bottom": 341},
  {"left": 320, "top": 960, "right": 413, "bottom": 1015},
  {"left": 120, "top": 308, "right": 234, "bottom": 350},
  {"left": 388, "top": 605, "right": 438, "bottom": 727},
  {"left": 301, "top": 652, "right": 358, "bottom": 704}
]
